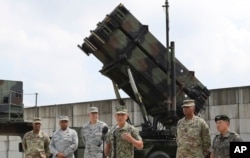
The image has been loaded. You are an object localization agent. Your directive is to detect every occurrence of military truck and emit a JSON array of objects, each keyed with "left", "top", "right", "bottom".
[
  {"left": 78, "top": 3, "right": 210, "bottom": 158},
  {"left": 0, "top": 79, "right": 33, "bottom": 150}
]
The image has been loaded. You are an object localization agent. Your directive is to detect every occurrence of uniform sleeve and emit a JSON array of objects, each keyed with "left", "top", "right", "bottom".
[
  {"left": 201, "top": 119, "right": 211, "bottom": 155},
  {"left": 22, "top": 134, "right": 27, "bottom": 152},
  {"left": 211, "top": 136, "right": 216, "bottom": 150},
  {"left": 176, "top": 120, "right": 181, "bottom": 146},
  {"left": 233, "top": 134, "right": 243, "bottom": 142},
  {"left": 105, "top": 131, "right": 111, "bottom": 144},
  {"left": 44, "top": 134, "right": 51, "bottom": 158},
  {"left": 63, "top": 130, "right": 79, "bottom": 156},
  {"left": 49, "top": 133, "right": 59, "bottom": 157},
  {"left": 81, "top": 126, "right": 86, "bottom": 145},
  {"left": 131, "top": 127, "right": 142, "bottom": 140}
]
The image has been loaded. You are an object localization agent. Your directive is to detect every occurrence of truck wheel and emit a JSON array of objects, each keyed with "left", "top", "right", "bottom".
[{"left": 148, "top": 151, "right": 170, "bottom": 158}]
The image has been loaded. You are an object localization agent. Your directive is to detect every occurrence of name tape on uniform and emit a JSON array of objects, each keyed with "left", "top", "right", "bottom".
[{"left": 230, "top": 142, "right": 250, "bottom": 158}]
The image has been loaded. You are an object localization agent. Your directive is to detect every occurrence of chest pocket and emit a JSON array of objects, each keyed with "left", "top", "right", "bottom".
[
  {"left": 64, "top": 135, "right": 72, "bottom": 142},
  {"left": 185, "top": 121, "right": 202, "bottom": 147},
  {"left": 95, "top": 132, "right": 102, "bottom": 139},
  {"left": 27, "top": 137, "right": 45, "bottom": 149},
  {"left": 53, "top": 135, "right": 61, "bottom": 142},
  {"left": 189, "top": 124, "right": 201, "bottom": 137}
]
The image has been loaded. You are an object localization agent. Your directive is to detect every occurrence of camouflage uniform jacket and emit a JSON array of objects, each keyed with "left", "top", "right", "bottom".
[
  {"left": 49, "top": 127, "right": 78, "bottom": 158},
  {"left": 22, "top": 130, "right": 50, "bottom": 158},
  {"left": 176, "top": 116, "right": 211, "bottom": 158},
  {"left": 106, "top": 122, "right": 142, "bottom": 158},
  {"left": 81, "top": 120, "right": 108, "bottom": 158},
  {"left": 212, "top": 130, "right": 242, "bottom": 158}
]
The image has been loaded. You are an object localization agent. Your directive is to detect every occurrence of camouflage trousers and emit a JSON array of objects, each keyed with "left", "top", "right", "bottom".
[
  {"left": 176, "top": 148, "right": 205, "bottom": 158},
  {"left": 25, "top": 153, "right": 46, "bottom": 158}
]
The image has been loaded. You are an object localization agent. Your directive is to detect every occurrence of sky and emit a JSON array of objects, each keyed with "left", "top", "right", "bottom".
[{"left": 1, "top": 0, "right": 250, "bottom": 107}]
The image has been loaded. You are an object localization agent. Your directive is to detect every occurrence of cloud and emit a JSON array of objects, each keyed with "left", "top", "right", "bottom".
[{"left": 0, "top": 0, "right": 249, "bottom": 106}]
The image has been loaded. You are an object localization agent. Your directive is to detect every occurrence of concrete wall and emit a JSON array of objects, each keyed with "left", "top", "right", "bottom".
[
  {"left": 0, "top": 136, "right": 24, "bottom": 158},
  {"left": 208, "top": 86, "right": 250, "bottom": 141},
  {"left": 1, "top": 86, "right": 250, "bottom": 157},
  {"left": 23, "top": 98, "right": 144, "bottom": 136}
]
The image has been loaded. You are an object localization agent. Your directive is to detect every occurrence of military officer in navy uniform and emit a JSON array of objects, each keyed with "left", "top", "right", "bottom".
[{"left": 105, "top": 105, "right": 143, "bottom": 158}]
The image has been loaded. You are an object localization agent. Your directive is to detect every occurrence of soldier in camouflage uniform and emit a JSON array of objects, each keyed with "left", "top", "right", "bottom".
[
  {"left": 81, "top": 107, "right": 108, "bottom": 158},
  {"left": 105, "top": 105, "right": 143, "bottom": 158},
  {"left": 22, "top": 117, "right": 51, "bottom": 158},
  {"left": 210, "top": 115, "right": 242, "bottom": 158},
  {"left": 49, "top": 116, "right": 78, "bottom": 158},
  {"left": 176, "top": 99, "right": 211, "bottom": 158}
]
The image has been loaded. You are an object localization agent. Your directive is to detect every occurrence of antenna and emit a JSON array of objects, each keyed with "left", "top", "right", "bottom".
[
  {"left": 163, "top": 0, "right": 170, "bottom": 48},
  {"left": 163, "top": 0, "right": 177, "bottom": 119}
]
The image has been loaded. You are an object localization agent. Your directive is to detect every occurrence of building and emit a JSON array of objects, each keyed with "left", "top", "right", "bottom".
[{"left": 1, "top": 86, "right": 250, "bottom": 157}]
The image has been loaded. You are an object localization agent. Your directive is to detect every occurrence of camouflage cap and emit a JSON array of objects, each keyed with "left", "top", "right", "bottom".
[
  {"left": 215, "top": 115, "right": 230, "bottom": 122},
  {"left": 115, "top": 105, "right": 127, "bottom": 114},
  {"left": 182, "top": 99, "right": 195, "bottom": 107},
  {"left": 88, "top": 106, "right": 98, "bottom": 113},
  {"left": 33, "top": 117, "right": 42, "bottom": 124},
  {"left": 59, "top": 116, "right": 69, "bottom": 121}
]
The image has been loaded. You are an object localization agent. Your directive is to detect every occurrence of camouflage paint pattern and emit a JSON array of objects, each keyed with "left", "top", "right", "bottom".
[
  {"left": 79, "top": 4, "right": 210, "bottom": 123},
  {"left": 78, "top": 4, "right": 211, "bottom": 157},
  {"left": 0, "top": 79, "right": 24, "bottom": 121},
  {"left": 0, "top": 80, "right": 33, "bottom": 137}
]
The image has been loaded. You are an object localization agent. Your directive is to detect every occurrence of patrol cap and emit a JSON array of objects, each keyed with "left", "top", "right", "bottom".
[
  {"left": 88, "top": 106, "right": 98, "bottom": 113},
  {"left": 33, "top": 117, "right": 42, "bottom": 124},
  {"left": 115, "top": 105, "right": 127, "bottom": 114},
  {"left": 59, "top": 116, "right": 69, "bottom": 121},
  {"left": 215, "top": 115, "right": 230, "bottom": 122},
  {"left": 182, "top": 99, "right": 195, "bottom": 107}
]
